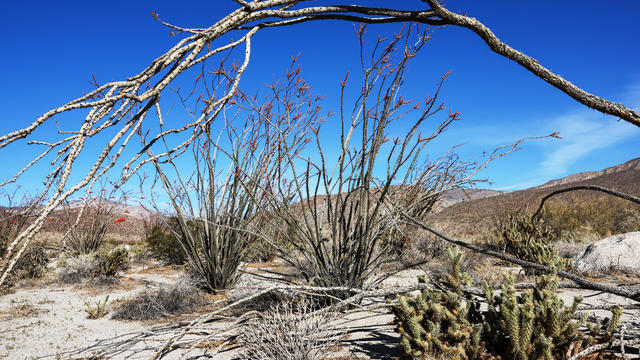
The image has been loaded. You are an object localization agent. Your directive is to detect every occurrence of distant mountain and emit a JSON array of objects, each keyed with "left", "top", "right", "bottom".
[
  {"left": 434, "top": 188, "right": 505, "bottom": 211},
  {"left": 535, "top": 158, "right": 640, "bottom": 189},
  {"left": 53, "top": 198, "right": 154, "bottom": 220}
]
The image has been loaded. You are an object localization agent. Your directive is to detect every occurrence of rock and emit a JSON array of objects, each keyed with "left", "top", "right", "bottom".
[{"left": 574, "top": 232, "right": 640, "bottom": 272}]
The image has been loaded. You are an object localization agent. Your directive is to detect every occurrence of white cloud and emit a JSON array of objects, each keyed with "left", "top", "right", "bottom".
[
  {"left": 491, "top": 83, "right": 640, "bottom": 190},
  {"left": 538, "top": 110, "right": 638, "bottom": 178}
]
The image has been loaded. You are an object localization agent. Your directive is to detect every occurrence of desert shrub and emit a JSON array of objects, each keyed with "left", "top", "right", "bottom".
[
  {"left": 112, "top": 281, "right": 202, "bottom": 320},
  {"left": 95, "top": 247, "right": 129, "bottom": 277},
  {"left": 238, "top": 299, "right": 344, "bottom": 360},
  {"left": 400, "top": 230, "right": 447, "bottom": 267},
  {"left": 1, "top": 241, "right": 50, "bottom": 288},
  {"left": 492, "top": 211, "right": 571, "bottom": 272},
  {"left": 391, "top": 246, "right": 622, "bottom": 360},
  {"left": 57, "top": 247, "right": 129, "bottom": 283},
  {"left": 541, "top": 196, "right": 640, "bottom": 240},
  {"left": 57, "top": 254, "right": 99, "bottom": 283},
  {"left": 12, "top": 241, "right": 49, "bottom": 279},
  {"left": 0, "top": 192, "right": 43, "bottom": 287},
  {"left": 144, "top": 217, "right": 187, "bottom": 265}
]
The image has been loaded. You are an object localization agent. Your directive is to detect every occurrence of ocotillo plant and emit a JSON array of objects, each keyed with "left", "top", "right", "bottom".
[
  {"left": 149, "top": 56, "right": 319, "bottom": 291},
  {"left": 59, "top": 178, "right": 127, "bottom": 254},
  {"left": 254, "top": 25, "right": 513, "bottom": 295}
]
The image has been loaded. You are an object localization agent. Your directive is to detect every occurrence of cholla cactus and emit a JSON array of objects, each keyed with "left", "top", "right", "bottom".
[
  {"left": 483, "top": 270, "right": 623, "bottom": 359},
  {"left": 391, "top": 246, "right": 622, "bottom": 359},
  {"left": 391, "top": 247, "right": 486, "bottom": 359},
  {"left": 494, "top": 212, "right": 572, "bottom": 273}
]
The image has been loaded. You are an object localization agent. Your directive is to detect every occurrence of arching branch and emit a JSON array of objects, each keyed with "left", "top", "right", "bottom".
[
  {"left": 424, "top": 0, "right": 640, "bottom": 127},
  {"left": 531, "top": 185, "right": 640, "bottom": 221}
]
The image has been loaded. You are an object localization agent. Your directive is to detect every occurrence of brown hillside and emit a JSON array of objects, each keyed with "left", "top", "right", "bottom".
[{"left": 427, "top": 158, "right": 640, "bottom": 241}]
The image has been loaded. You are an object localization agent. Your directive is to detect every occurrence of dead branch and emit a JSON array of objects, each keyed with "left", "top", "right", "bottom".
[
  {"left": 423, "top": 0, "right": 640, "bottom": 127},
  {"left": 402, "top": 213, "right": 640, "bottom": 302},
  {"left": 568, "top": 339, "right": 640, "bottom": 360}
]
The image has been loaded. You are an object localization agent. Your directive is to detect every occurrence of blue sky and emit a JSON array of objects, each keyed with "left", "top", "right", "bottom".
[{"left": 0, "top": 0, "right": 639, "bottom": 200}]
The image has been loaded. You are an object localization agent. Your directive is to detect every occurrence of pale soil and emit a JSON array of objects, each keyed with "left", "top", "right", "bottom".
[{"left": 1, "top": 262, "right": 638, "bottom": 359}]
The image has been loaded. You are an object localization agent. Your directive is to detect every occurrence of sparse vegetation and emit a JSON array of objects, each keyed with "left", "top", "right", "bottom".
[
  {"left": 1, "top": 3, "right": 639, "bottom": 358},
  {"left": 84, "top": 296, "right": 110, "bottom": 319},
  {"left": 540, "top": 196, "right": 640, "bottom": 241}
]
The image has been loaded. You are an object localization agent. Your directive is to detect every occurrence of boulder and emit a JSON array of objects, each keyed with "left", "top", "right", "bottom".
[{"left": 574, "top": 231, "right": 640, "bottom": 272}]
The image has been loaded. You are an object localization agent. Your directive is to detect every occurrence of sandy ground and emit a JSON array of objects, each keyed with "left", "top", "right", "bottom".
[{"left": 1, "top": 263, "right": 638, "bottom": 359}]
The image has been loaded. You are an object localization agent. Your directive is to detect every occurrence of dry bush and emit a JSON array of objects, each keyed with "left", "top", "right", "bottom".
[
  {"left": 57, "top": 254, "right": 98, "bottom": 284},
  {"left": 143, "top": 216, "right": 187, "bottom": 265},
  {"left": 112, "top": 281, "right": 203, "bottom": 320},
  {"left": 540, "top": 195, "right": 640, "bottom": 241},
  {"left": 400, "top": 230, "right": 448, "bottom": 267},
  {"left": 11, "top": 241, "right": 49, "bottom": 279},
  {"left": 2, "top": 241, "right": 50, "bottom": 288},
  {"left": 60, "top": 184, "right": 126, "bottom": 254},
  {"left": 238, "top": 299, "right": 344, "bottom": 360},
  {"left": 0, "top": 191, "right": 44, "bottom": 286},
  {"left": 57, "top": 247, "right": 129, "bottom": 284}
]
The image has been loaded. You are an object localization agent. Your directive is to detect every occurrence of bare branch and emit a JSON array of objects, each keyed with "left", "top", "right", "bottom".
[{"left": 532, "top": 185, "right": 640, "bottom": 220}]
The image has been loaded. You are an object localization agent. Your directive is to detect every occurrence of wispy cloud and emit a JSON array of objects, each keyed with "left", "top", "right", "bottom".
[
  {"left": 538, "top": 110, "right": 638, "bottom": 177},
  {"left": 493, "top": 82, "right": 640, "bottom": 190}
]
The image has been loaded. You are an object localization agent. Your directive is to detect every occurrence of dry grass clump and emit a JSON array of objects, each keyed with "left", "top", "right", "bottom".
[
  {"left": 111, "top": 281, "right": 203, "bottom": 320},
  {"left": 238, "top": 299, "right": 344, "bottom": 360}
]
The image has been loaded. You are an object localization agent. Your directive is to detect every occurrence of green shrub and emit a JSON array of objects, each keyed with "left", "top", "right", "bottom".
[
  {"left": 95, "top": 247, "right": 129, "bottom": 277},
  {"left": 541, "top": 196, "right": 640, "bottom": 240},
  {"left": 144, "top": 217, "right": 187, "bottom": 265},
  {"left": 391, "top": 246, "right": 622, "bottom": 360},
  {"left": 493, "top": 211, "right": 571, "bottom": 272}
]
